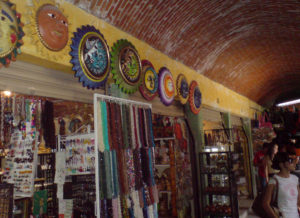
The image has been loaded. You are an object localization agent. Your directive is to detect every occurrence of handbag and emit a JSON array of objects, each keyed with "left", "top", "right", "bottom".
[
  {"left": 259, "top": 112, "right": 273, "bottom": 129},
  {"left": 252, "top": 177, "right": 280, "bottom": 218}
]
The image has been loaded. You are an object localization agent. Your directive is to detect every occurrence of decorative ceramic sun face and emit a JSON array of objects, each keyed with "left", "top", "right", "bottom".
[
  {"left": 0, "top": 1, "right": 18, "bottom": 57},
  {"left": 36, "top": 4, "right": 68, "bottom": 51}
]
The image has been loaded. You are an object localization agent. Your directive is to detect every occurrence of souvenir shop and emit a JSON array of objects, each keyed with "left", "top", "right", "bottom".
[{"left": 0, "top": 1, "right": 259, "bottom": 218}]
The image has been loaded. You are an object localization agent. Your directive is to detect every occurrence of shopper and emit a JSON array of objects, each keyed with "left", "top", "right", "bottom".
[
  {"left": 253, "top": 142, "right": 269, "bottom": 190},
  {"left": 264, "top": 142, "right": 279, "bottom": 183},
  {"left": 263, "top": 152, "right": 300, "bottom": 218}
]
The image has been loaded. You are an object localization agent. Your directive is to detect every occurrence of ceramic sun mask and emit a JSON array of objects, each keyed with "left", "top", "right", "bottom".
[
  {"left": 0, "top": 1, "right": 18, "bottom": 57},
  {"left": 36, "top": 4, "right": 68, "bottom": 51}
]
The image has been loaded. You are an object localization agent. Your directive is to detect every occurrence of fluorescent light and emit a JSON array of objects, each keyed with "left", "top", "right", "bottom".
[{"left": 276, "top": 99, "right": 300, "bottom": 107}]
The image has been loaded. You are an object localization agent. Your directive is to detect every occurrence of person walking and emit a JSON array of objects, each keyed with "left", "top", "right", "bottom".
[
  {"left": 264, "top": 142, "right": 279, "bottom": 183},
  {"left": 263, "top": 152, "right": 300, "bottom": 218},
  {"left": 253, "top": 142, "right": 269, "bottom": 190}
]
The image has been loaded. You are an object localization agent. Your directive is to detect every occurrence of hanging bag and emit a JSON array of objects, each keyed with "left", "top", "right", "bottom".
[
  {"left": 259, "top": 112, "right": 273, "bottom": 129},
  {"left": 252, "top": 177, "right": 280, "bottom": 218}
]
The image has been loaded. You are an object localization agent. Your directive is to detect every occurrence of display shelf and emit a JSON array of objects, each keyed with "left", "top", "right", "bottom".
[{"left": 199, "top": 141, "right": 239, "bottom": 218}]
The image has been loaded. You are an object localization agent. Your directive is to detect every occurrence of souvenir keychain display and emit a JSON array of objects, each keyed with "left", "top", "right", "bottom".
[
  {"left": 59, "top": 133, "right": 95, "bottom": 175},
  {"left": 94, "top": 94, "right": 158, "bottom": 218},
  {"left": 2, "top": 98, "right": 40, "bottom": 198}
]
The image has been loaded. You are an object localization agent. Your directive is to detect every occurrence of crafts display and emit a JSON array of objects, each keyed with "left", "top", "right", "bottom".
[
  {"left": 2, "top": 97, "right": 41, "bottom": 198},
  {"left": 188, "top": 80, "right": 202, "bottom": 114},
  {"left": 0, "top": 183, "right": 13, "bottom": 218},
  {"left": 59, "top": 133, "right": 95, "bottom": 175},
  {"left": 94, "top": 95, "right": 158, "bottom": 218},
  {"left": 70, "top": 25, "right": 110, "bottom": 89},
  {"left": 173, "top": 118, "right": 193, "bottom": 217},
  {"left": 72, "top": 174, "right": 96, "bottom": 217},
  {"left": 139, "top": 60, "right": 158, "bottom": 101},
  {"left": 175, "top": 74, "right": 189, "bottom": 104},
  {"left": 111, "top": 39, "right": 142, "bottom": 94},
  {"left": 199, "top": 150, "right": 239, "bottom": 217},
  {"left": 0, "top": 0, "right": 24, "bottom": 68},
  {"left": 3, "top": 132, "right": 37, "bottom": 197},
  {"left": 158, "top": 67, "right": 175, "bottom": 106}
]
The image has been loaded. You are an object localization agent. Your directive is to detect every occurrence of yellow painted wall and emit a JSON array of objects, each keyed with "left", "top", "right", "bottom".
[{"left": 12, "top": 0, "right": 262, "bottom": 118}]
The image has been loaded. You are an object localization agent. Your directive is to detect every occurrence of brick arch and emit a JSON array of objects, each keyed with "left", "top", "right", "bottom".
[{"left": 68, "top": 0, "right": 300, "bottom": 106}]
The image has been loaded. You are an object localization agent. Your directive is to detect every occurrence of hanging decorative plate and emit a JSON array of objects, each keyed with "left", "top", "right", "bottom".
[
  {"left": 189, "top": 80, "right": 202, "bottom": 114},
  {"left": 175, "top": 74, "right": 189, "bottom": 104},
  {"left": 139, "top": 60, "right": 158, "bottom": 101},
  {"left": 24, "top": 0, "right": 72, "bottom": 61},
  {"left": 0, "top": 0, "right": 24, "bottom": 68},
  {"left": 158, "top": 67, "right": 175, "bottom": 106},
  {"left": 111, "top": 39, "right": 142, "bottom": 94},
  {"left": 69, "top": 25, "right": 110, "bottom": 89}
]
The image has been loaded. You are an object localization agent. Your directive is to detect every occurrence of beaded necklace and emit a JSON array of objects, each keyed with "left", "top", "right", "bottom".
[
  {"left": 101, "top": 101, "right": 110, "bottom": 151},
  {"left": 129, "top": 105, "right": 136, "bottom": 149},
  {"left": 97, "top": 102, "right": 104, "bottom": 152},
  {"left": 106, "top": 102, "right": 113, "bottom": 150},
  {"left": 143, "top": 108, "right": 150, "bottom": 148},
  {"left": 138, "top": 108, "right": 146, "bottom": 147},
  {"left": 121, "top": 104, "right": 127, "bottom": 148},
  {"left": 132, "top": 106, "right": 140, "bottom": 149},
  {"left": 104, "top": 150, "right": 112, "bottom": 199},
  {"left": 111, "top": 150, "right": 119, "bottom": 197},
  {"left": 115, "top": 103, "right": 123, "bottom": 150}
]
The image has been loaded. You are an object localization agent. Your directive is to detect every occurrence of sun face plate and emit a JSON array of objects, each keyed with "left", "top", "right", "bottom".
[
  {"left": 0, "top": 0, "right": 24, "bottom": 67},
  {"left": 158, "top": 67, "right": 175, "bottom": 106},
  {"left": 111, "top": 39, "right": 142, "bottom": 94},
  {"left": 139, "top": 60, "right": 158, "bottom": 101},
  {"left": 189, "top": 80, "right": 202, "bottom": 114},
  {"left": 69, "top": 25, "right": 110, "bottom": 89}
]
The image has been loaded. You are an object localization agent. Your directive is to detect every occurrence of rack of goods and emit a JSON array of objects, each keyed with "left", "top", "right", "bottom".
[{"left": 199, "top": 151, "right": 239, "bottom": 218}]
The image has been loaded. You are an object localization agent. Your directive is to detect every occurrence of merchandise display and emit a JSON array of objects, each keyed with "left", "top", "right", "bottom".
[
  {"left": 58, "top": 133, "right": 95, "bottom": 175},
  {"left": 94, "top": 94, "right": 158, "bottom": 218},
  {"left": 153, "top": 114, "right": 195, "bottom": 218},
  {"left": 199, "top": 151, "right": 239, "bottom": 218}
]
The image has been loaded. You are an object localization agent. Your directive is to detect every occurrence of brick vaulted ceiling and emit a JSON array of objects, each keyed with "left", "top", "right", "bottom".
[{"left": 67, "top": 0, "right": 300, "bottom": 107}]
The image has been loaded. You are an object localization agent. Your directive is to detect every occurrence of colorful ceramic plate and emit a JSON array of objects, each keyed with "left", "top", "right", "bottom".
[
  {"left": 111, "top": 39, "right": 142, "bottom": 94},
  {"left": 0, "top": 0, "right": 24, "bottom": 67},
  {"left": 69, "top": 25, "right": 110, "bottom": 89},
  {"left": 36, "top": 3, "right": 68, "bottom": 51},
  {"left": 176, "top": 74, "right": 189, "bottom": 104},
  {"left": 189, "top": 80, "right": 202, "bottom": 114},
  {"left": 158, "top": 67, "right": 175, "bottom": 106},
  {"left": 139, "top": 60, "right": 158, "bottom": 101}
]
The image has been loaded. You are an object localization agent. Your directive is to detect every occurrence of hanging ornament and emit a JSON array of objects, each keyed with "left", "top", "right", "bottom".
[
  {"left": 175, "top": 74, "right": 189, "bottom": 104},
  {"left": 111, "top": 39, "right": 142, "bottom": 94},
  {"left": 70, "top": 25, "right": 110, "bottom": 89},
  {"left": 24, "top": 0, "right": 72, "bottom": 61},
  {"left": 158, "top": 67, "right": 175, "bottom": 106},
  {"left": 0, "top": 0, "right": 24, "bottom": 68},
  {"left": 188, "top": 80, "right": 202, "bottom": 114},
  {"left": 139, "top": 60, "right": 158, "bottom": 101}
]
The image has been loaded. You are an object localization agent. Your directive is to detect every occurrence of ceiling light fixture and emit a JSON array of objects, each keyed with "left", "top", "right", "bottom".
[
  {"left": 276, "top": 99, "right": 300, "bottom": 107},
  {"left": 3, "top": 90, "right": 12, "bottom": 97}
]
